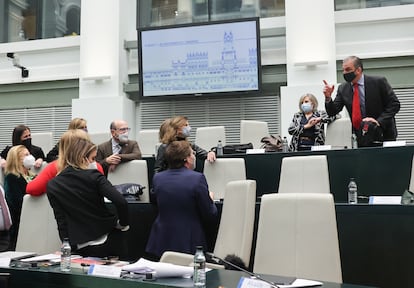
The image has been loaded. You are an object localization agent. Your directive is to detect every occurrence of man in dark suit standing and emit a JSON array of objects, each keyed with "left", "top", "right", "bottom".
[
  {"left": 323, "top": 56, "right": 400, "bottom": 142},
  {"left": 96, "top": 120, "right": 141, "bottom": 175}
]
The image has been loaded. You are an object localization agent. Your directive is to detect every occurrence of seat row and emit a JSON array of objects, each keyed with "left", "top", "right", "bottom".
[
  {"left": 29, "top": 118, "right": 353, "bottom": 162},
  {"left": 16, "top": 180, "right": 342, "bottom": 283}
]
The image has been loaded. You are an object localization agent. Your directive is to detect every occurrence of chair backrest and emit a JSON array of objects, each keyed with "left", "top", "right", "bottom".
[
  {"left": 89, "top": 132, "right": 111, "bottom": 145},
  {"left": 159, "top": 251, "right": 224, "bottom": 269},
  {"left": 31, "top": 132, "right": 53, "bottom": 155},
  {"left": 214, "top": 180, "right": 256, "bottom": 266},
  {"left": 254, "top": 193, "right": 342, "bottom": 283},
  {"left": 203, "top": 158, "right": 246, "bottom": 200},
  {"left": 240, "top": 120, "right": 269, "bottom": 149},
  {"left": 325, "top": 118, "right": 352, "bottom": 149},
  {"left": 31, "top": 161, "right": 48, "bottom": 176},
  {"left": 278, "top": 155, "right": 330, "bottom": 194},
  {"left": 107, "top": 160, "right": 150, "bottom": 203},
  {"left": 409, "top": 155, "right": 414, "bottom": 192},
  {"left": 16, "top": 194, "right": 61, "bottom": 254},
  {"left": 137, "top": 129, "right": 160, "bottom": 157},
  {"left": 195, "top": 126, "right": 226, "bottom": 151}
]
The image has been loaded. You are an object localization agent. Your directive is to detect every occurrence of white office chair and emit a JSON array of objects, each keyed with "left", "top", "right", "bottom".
[
  {"left": 160, "top": 180, "right": 256, "bottom": 269},
  {"left": 408, "top": 155, "right": 414, "bottom": 192},
  {"left": 195, "top": 126, "right": 226, "bottom": 151},
  {"left": 16, "top": 194, "right": 61, "bottom": 254},
  {"left": 278, "top": 155, "right": 330, "bottom": 194},
  {"left": 254, "top": 193, "right": 342, "bottom": 283},
  {"left": 107, "top": 160, "right": 150, "bottom": 203},
  {"left": 240, "top": 120, "right": 269, "bottom": 149},
  {"left": 137, "top": 129, "right": 160, "bottom": 157},
  {"left": 89, "top": 132, "right": 111, "bottom": 145},
  {"left": 31, "top": 132, "right": 54, "bottom": 155},
  {"left": 325, "top": 118, "right": 352, "bottom": 149},
  {"left": 203, "top": 158, "right": 246, "bottom": 200},
  {"left": 213, "top": 179, "right": 256, "bottom": 266}
]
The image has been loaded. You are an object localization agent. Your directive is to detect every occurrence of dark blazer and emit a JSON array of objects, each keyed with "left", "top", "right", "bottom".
[
  {"left": 46, "top": 143, "right": 59, "bottom": 162},
  {"left": 4, "top": 173, "right": 28, "bottom": 249},
  {"left": 47, "top": 167, "right": 129, "bottom": 248},
  {"left": 146, "top": 167, "right": 218, "bottom": 258},
  {"left": 325, "top": 74, "right": 400, "bottom": 140},
  {"left": 96, "top": 139, "right": 142, "bottom": 175},
  {"left": 154, "top": 142, "right": 208, "bottom": 173}
]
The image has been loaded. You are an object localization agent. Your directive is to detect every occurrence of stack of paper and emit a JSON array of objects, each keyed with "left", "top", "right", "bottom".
[{"left": 122, "top": 258, "right": 193, "bottom": 278}]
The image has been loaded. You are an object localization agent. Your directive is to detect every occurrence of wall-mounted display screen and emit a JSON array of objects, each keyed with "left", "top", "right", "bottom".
[{"left": 138, "top": 17, "right": 261, "bottom": 98}]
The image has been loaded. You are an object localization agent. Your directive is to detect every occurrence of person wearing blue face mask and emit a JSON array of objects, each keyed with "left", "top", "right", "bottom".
[
  {"left": 288, "top": 93, "right": 338, "bottom": 151},
  {"left": 154, "top": 116, "right": 216, "bottom": 173},
  {"left": 323, "top": 56, "right": 400, "bottom": 143}
]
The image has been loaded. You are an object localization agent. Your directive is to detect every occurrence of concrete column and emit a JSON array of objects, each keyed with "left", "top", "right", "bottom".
[
  {"left": 280, "top": 0, "right": 337, "bottom": 140},
  {"left": 72, "top": 0, "right": 136, "bottom": 137}
]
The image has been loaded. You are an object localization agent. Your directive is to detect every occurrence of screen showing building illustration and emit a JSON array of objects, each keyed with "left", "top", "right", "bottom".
[{"left": 138, "top": 18, "right": 261, "bottom": 97}]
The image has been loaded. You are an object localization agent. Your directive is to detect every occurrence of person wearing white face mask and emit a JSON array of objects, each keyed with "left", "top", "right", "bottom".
[
  {"left": 4, "top": 145, "right": 35, "bottom": 250},
  {"left": 27, "top": 129, "right": 105, "bottom": 197},
  {"left": 288, "top": 93, "right": 339, "bottom": 152},
  {"left": 146, "top": 140, "right": 217, "bottom": 261},
  {"left": 96, "top": 120, "right": 142, "bottom": 176}
]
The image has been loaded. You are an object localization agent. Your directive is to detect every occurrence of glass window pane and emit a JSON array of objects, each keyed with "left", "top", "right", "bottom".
[{"left": 0, "top": 0, "right": 80, "bottom": 44}]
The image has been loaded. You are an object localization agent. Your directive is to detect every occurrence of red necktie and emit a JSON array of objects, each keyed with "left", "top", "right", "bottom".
[{"left": 352, "top": 83, "right": 362, "bottom": 130}]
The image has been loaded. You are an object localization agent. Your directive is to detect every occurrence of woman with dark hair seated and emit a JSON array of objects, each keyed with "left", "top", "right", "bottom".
[
  {"left": 146, "top": 140, "right": 218, "bottom": 260},
  {"left": 0, "top": 125, "right": 45, "bottom": 169}
]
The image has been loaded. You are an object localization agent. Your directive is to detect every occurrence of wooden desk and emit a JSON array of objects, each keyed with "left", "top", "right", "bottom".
[{"left": 0, "top": 265, "right": 375, "bottom": 288}]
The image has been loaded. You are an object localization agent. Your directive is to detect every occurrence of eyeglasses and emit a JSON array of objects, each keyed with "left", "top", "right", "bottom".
[{"left": 116, "top": 127, "right": 131, "bottom": 132}]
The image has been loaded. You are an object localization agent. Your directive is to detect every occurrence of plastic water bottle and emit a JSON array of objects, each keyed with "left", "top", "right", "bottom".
[
  {"left": 351, "top": 133, "right": 358, "bottom": 149},
  {"left": 282, "top": 137, "right": 289, "bottom": 152},
  {"left": 216, "top": 140, "right": 223, "bottom": 156},
  {"left": 60, "top": 238, "right": 71, "bottom": 272},
  {"left": 348, "top": 178, "right": 358, "bottom": 204},
  {"left": 193, "top": 246, "right": 206, "bottom": 288}
]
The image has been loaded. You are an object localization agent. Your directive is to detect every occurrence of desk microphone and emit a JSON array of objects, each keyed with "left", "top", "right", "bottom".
[{"left": 205, "top": 252, "right": 280, "bottom": 288}]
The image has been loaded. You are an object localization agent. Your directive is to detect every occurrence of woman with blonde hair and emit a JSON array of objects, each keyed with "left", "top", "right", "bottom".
[
  {"left": 46, "top": 117, "right": 88, "bottom": 162},
  {"left": 154, "top": 116, "right": 216, "bottom": 173},
  {"left": 4, "top": 145, "right": 36, "bottom": 249},
  {"left": 288, "top": 93, "right": 339, "bottom": 151},
  {"left": 47, "top": 137, "right": 129, "bottom": 259},
  {"left": 26, "top": 129, "right": 104, "bottom": 196}
]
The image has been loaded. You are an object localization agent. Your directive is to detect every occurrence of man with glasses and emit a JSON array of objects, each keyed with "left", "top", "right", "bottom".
[{"left": 96, "top": 120, "right": 141, "bottom": 175}]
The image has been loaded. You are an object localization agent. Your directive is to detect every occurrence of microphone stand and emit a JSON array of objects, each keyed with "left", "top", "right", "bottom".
[{"left": 206, "top": 252, "right": 280, "bottom": 288}]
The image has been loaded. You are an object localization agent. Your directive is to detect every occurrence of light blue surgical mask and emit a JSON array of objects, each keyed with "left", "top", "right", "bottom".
[
  {"left": 301, "top": 102, "right": 313, "bottom": 113},
  {"left": 181, "top": 126, "right": 191, "bottom": 138}
]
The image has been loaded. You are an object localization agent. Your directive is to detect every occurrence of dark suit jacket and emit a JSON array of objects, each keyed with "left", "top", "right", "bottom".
[
  {"left": 154, "top": 142, "right": 208, "bottom": 173},
  {"left": 325, "top": 75, "right": 400, "bottom": 140},
  {"left": 145, "top": 167, "right": 218, "bottom": 258},
  {"left": 47, "top": 167, "right": 129, "bottom": 248},
  {"left": 96, "top": 139, "right": 142, "bottom": 175}
]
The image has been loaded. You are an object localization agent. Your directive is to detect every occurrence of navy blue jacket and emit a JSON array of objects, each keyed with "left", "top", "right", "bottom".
[{"left": 146, "top": 167, "right": 217, "bottom": 257}]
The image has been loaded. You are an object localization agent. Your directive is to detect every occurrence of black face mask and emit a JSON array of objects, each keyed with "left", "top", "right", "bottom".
[
  {"left": 343, "top": 71, "right": 357, "bottom": 83},
  {"left": 21, "top": 138, "right": 32, "bottom": 149}
]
